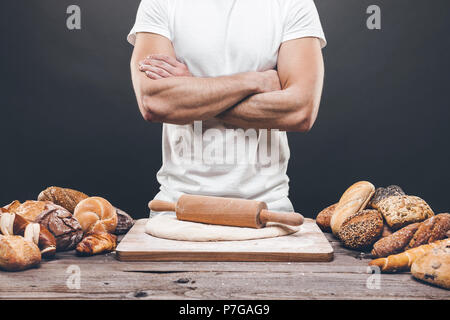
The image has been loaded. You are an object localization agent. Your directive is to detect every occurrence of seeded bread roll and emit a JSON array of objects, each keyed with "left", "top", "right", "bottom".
[
  {"left": 411, "top": 243, "right": 450, "bottom": 289},
  {"left": 369, "top": 185, "right": 405, "bottom": 209},
  {"left": 377, "top": 195, "right": 434, "bottom": 230},
  {"left": 330, "top": 181, "right": 375, "bottom": 236},
  {"left": 338, "top": 209, "right": 384, "bottom": 250},
  {"left": 316, "top": 203, "right": 337, "bottom": 232},
  {"left": 372, "top": 223, "right": 421, "bottom": 257}
]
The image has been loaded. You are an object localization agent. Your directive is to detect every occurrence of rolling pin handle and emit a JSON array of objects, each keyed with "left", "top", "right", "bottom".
[
  {"left": 148, "top": 200, "right": 176, "bottom": 212},
  {"left": 259, "top": 210, "right": 304, "bottom": 227}
]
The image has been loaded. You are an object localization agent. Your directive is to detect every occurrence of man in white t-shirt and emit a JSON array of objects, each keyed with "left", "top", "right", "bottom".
[{"left": 128, "top": 0, "right": 326, "bottom": 215}]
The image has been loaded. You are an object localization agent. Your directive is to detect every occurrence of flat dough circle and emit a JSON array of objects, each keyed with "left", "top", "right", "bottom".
[{"left": 145, "top": 215, "right": 300, "bottom": 241}]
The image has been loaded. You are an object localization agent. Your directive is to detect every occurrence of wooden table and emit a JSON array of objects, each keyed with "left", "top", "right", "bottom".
[{"left": 0, "top": 233, "right": 448, "bottom": 300}]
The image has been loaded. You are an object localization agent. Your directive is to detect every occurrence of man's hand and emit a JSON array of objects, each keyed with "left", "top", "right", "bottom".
[
  {"left": 258, "top": 70, "right": 281, "bottom": 93},
  {"left": 138, "top": 54, "right": 192, "bottom": 79}
]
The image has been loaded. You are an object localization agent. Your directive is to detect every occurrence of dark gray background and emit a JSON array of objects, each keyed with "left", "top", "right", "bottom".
[{"left": 1, "top": 0, "right": 449, "bottom": 219}]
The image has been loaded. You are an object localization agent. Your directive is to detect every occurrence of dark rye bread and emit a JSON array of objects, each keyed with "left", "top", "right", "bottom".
[
  {"left": 338, "top": 209, "right": 384, "bottom": 250},
  {"left": 369, "top": 185, "right": 405, "bottom": 209},
  {"left": 316, "top": 203, "right": 337, "bottom": 232}
]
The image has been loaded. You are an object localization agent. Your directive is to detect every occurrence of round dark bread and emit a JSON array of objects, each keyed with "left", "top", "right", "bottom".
[
  {"left": 369, "top": 185, "right": 405, "bottom": 209},
  {"left": 316, "top": 203, "right": 337, "bottom": 232},
  {"left": 338, "top": 209, "right": 384, "bottom": 250}
]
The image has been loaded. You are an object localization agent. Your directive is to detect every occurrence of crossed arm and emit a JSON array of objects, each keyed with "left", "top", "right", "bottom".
[{"left": 130, "top": 33, "right": 324, "bottom": 131}]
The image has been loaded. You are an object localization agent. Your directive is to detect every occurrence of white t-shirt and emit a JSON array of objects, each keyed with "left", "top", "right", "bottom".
[{"left": 128, "top": 0, "right": 326, "bottom": 214}]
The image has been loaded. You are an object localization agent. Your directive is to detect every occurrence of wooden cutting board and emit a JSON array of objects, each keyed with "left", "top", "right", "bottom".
[{"left": 116, "top": 218, "right": 333, "bottom": 262}]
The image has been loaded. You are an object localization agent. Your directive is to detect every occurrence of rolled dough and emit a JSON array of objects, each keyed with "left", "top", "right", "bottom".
[{"left": 145, "top": 215, "right": 301, "bottom": 241}]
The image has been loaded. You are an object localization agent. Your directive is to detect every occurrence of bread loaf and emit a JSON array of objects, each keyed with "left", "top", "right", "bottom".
[
  {"left": 369, "top": 239, "right": 449, "bottom": 272},
  {"left": 377, "top": 195, "right": 434, "bottom": 230},
  {"left": 369, "top": 185, "right": 405, "bottom": 209},
  {"left": 338, "top": 209, "right": 383, "bottom": 250},
  {"left": 371, "top": 223, "right": 421, "bottom": 258},
  {"left": 330, "top": 181, "right": 375, "bottom": 236},
  {"left": 74, "top": 197, "right": 117, "bottom": 234},
  {"left": 316, "top": 203, "right": 337, "bottom": 232},
  {"left": 38, "top": 186, "right": 89, "bottom": 213},
  {"left": 115, "top": 208, "right": 134, "bottom": 235},
  {"left": 0, "top": 235, "right": 41, "bottom": 271},
  {"left": 406, "top": 213, "right": 450, "bottom": 249},
  {"left": 411, "top": 243, "right": 450, "bottom": 290},
  {"left": 32, "top": 203, "right": 83, "bottom": 251}
]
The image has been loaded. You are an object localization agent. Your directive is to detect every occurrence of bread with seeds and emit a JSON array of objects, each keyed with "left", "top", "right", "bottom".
[{"left": 377, "top": 195, "right": 434, "bottom": 230}]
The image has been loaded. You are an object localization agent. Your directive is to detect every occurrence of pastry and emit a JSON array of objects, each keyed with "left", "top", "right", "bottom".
[
  {"left": 0, "top": 235, "right": 41, "bottom": 271},
  {"left": 369, "top": 238, "right": 449, "bottom": 272},
  {"left": 372, "top": 223, "right": 421, "bottom": 257},
  {"left": 316, "top": 203, "right": 337, "bottom": 232},
  {"left": 0, "top": 211, "right": 56, "bottom": 258},
  {"left": 406, "top": 213, "right": 450, "bottom": 249},
  {"left": 38, "top": 186, "right": 88, "bottom": 213},
  {"left": 115, "top": 208, "right": 134, "bottom": 234},
  {"left": 32, "top": 203, "right": 83, "bottom": 251},
  {"left": 411, "top": 243, "right": 450, "bottom": 289},
  {"left": 338, "top": 209, "right": 383, "bottom": 250},
  {"left": 74, "top": 197, "right": 117, "bottom": 234},
  {"left": 369, "top": 185, "right": 405, "bottom": 209},
  {"left": 76, "top": 232, "right": 117, "bottom": 256},
  {"left": 330, "top": 181, "right": 375, "bottom": 236},
  {"left": 377, "top": 195, "right": 434, "bottom": 230}
]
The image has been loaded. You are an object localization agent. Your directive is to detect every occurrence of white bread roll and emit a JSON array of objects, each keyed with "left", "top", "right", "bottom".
[
  {"left": 330, "top": 181, "right": 375, "bottom": 236},
  {"left": 74, "top": 197, "right": 117, "bottom": 234}
]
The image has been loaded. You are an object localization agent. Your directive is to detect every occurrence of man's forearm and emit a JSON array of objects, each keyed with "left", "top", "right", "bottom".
[
  {"left": 138, "top": 72, "right": 268, "bottom": 125},
  {"left": 216, "top": 86, "right": 319, "bottom": 132}
]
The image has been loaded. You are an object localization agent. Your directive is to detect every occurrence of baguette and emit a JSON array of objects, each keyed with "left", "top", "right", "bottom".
[
  {"left": 369, "top": 239, "right": 450, "bottom": 272},
  {"left": 330, "top": 181, "right": 375, "bottom": 236}
]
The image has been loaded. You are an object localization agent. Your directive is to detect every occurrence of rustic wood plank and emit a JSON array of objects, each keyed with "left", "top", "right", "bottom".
[
  {"left": 116, "top": 219, "right": 333, "bottom": 262},
  {"left": 0, "top": 225, "right": 448, "bottom": 300}
]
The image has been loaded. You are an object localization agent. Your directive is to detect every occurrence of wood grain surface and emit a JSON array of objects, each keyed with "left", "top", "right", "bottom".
[
  {"left": 116, "top": 219, "right": 333, "bottom": 262},
  {"left": 0, "top": 232, "right": 448, "bottom": 299}
]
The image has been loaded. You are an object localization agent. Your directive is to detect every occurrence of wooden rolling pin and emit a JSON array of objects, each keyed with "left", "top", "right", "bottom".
[{"left": 148, "top": 195, "right": 304, "bottom": 228}]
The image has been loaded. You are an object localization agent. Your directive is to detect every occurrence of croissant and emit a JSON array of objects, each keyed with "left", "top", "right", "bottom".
[
  {"left": 369, "top": 238, "right": 450, "bottom": 272},
  {"left": 76, "top": 232, "right": 117, "bottom": 256},
  {"left": 0, "top": 211, "right": 56, "bottom": 258},
  {"left": 73, "top": 197, "right": 117, "bottom": 234}
]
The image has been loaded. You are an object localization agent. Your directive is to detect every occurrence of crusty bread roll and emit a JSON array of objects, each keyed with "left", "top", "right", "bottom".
[
  {"left": 0, "top": 235, "right": 41, "bottom": 271},
  {"left": 74, "top": 197, "right": 117, "bottom": 234},
  {"left": 330, "top": 181, "right": 375, "bottom": 236},
  {"left": 316, "top": 203, "right": 337, "bottom": 232}
]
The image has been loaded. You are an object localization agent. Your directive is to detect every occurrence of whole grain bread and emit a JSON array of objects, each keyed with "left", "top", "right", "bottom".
[
  {"left": 338, "top": 209, "right": 384, "bottom": 250},
  {"left": 372, "top": 223, "right": 421, "bottom": 257},
  {"left": 377, "top": 195, "right": 434, "bottom": 230},
  {"left": 369, "top": 185, "right": 405, "bottom": 209}
]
